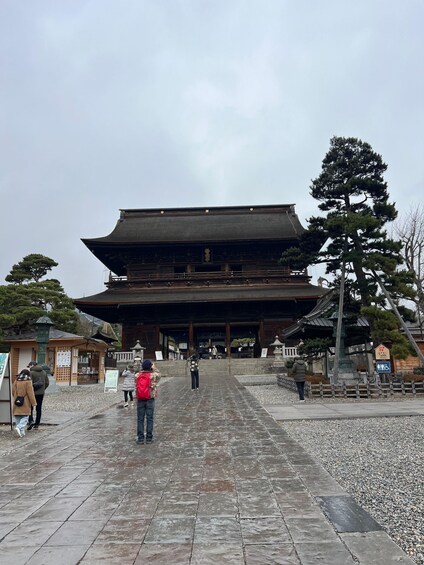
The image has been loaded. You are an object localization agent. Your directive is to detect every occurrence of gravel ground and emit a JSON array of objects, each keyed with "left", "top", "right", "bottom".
[{"left": 246, "top": 383, "right": 424, "bottom": 565}]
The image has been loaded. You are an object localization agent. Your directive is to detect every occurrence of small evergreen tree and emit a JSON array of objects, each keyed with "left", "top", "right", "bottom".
[{"left": 0, "top": 254, "right": 77, "bottom": 337}]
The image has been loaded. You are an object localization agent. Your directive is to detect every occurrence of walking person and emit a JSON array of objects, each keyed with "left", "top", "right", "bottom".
[
  {"left": 136, "top": 359, "right": 161, "bottom": 445},
  {"left": 292, "top": 357, "right": 307, "bottom": 402},
  {"left": 121, "top": 363, "right": 136, "bottom": 407},
  {"left": 188, "top": 353, "right": 200, "bottom": 390},
  {"left": 12, "top": 369, "right": 36, "bottom": 438},
  {"left": 27, "top": 361, "right": 49, "bottom": 430}
]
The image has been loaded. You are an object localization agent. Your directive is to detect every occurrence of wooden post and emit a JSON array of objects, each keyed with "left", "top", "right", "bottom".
[
  {"left": 226, "top": 322, "right": 231, "bottom": 358},
  {"left": 189, "top": 322, "right": 194, "bottom": 355}
]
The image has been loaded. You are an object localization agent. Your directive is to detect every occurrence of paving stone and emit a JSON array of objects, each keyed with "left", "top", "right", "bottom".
[
  {"left": 25, "top": 545, "right": 90, "bottom": 565},
  {"left": 0, "top": 545, "right": 40, "bottom": 565},
  {"left": 240, "top": 516, "right": 291, "bottom": 545},
  {"left": 156, "top": 492, "right": 199, "bottom": 517},
  {"left": 79, "top": 542, "right": 141, "bottom": 564},
  {"left": 45, "top": 519, "right": 105, "bottom": 546},
  {"left": 95, "top": 517, "right": 149, "bottom": 544},
  {"left": 238, "top": 493, "right": 281, "bottom": 518},
  {"left": 294, "top": 540, "right": 357, "bottom": 564},
  {"left": 340, "top": 531, "right": 417, "bottom": 564},
  {"left": 284, "top": 516, "right": 340, "bottom": 543},
  {"left": 144, "top": 516, "right": 195, "bottom": 544},
  {"left": 1, "top": 520, "right": 62, "bottom": 546},
  {"left": 67, "top": 496, "right": 118, "bottom": 521},
  {"left": 244, "top": 543, "right": 300, "bottom": 564},
  {"left": 135, "top": 543, "right": 192, "bottom": 564},
  {"left": 191, "top": 543, "right": 244, "bottom": 564},
  {"left": 194, "top": 516, "right": 242, "bottom": 543},
  {"left": 0, "top": 497, "right": 53, "bottom": 522},
  {"left": 197, "top": 492, "right": 238, "bottom": 516}
]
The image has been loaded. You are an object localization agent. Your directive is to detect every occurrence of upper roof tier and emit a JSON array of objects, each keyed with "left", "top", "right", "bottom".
[{"left": 83, "top": 204, "right": 304, "bottom": 247}]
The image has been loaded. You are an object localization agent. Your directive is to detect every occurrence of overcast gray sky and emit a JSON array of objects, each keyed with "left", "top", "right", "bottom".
[{"left": 1, "top": 1, "right": 423, "bottom": 299}]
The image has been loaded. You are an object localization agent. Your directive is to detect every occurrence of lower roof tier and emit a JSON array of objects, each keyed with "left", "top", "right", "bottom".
[
  {"left": 74, "top": 284, "right": 326, "bottom": 325},
  {"left": 74, "top": 283, "right": 326, "bottom": 307}
]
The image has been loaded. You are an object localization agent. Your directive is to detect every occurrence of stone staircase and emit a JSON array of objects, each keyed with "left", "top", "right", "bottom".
[{"left": 152, "top": 358, "right": 276, "bottom": 378}]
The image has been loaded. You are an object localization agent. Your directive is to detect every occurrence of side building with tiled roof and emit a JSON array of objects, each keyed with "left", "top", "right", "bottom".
[{"left": 74, "top": 204, "right": 327, "bottom": 359}]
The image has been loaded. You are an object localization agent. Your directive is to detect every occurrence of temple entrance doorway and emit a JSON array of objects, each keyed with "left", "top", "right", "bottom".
[{"left": 159, "top": 324, "right": 261, "bottom": 359}]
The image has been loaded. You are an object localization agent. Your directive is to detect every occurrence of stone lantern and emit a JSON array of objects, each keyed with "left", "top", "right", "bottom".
[
  {"left": 35, "top": 315, "right": 54, "bottom": 365},
  {"left": 131, "top": 340, "right": 145, "bottom": 371},
  {"left": 35, "top": 315, "right": 59, "bottom": 394},
  {"left": 270, "top": 336, "right": 283, "bottom": 361}
]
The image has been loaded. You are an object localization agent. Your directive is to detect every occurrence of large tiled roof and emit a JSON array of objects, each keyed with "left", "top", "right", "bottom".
[
  {"left": 74, "top": 283, "right": 326, "bottom": 307},
  {"left": 82, "top": 204, "right": 304, "bottom": 247}
]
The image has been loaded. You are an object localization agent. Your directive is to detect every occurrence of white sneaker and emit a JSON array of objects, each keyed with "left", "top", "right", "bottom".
[{"left": 124, "top": 403, "right": 129, "bottom": 408}]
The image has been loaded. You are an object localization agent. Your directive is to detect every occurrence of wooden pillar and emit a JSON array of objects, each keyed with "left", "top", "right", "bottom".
[
  {"left": 225, "top": 322, "right": 231, "bottom": 357},
  {"left": 189, "top": 322, "right": 194, "bottom": 354},
  {"left": 259, "top": 319, "right": 265, "bottom": 348}
]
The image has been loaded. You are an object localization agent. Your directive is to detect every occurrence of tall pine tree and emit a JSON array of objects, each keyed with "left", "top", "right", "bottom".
[{"left": 281, "top": 136, "right": 415, "bottom": 357}]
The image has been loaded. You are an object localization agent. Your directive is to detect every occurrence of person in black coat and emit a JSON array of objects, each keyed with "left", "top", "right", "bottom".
[
  {"left": 27, "top": 362, "right": 49, "bottom": 429},
  {"left": 291, "top": 358, "right": 307, "bottom": 402},
  {"left": 188, "top": 353, "right": 200, "bottom": 391}
]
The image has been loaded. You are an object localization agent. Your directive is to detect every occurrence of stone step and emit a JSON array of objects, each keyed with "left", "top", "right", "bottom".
[{"left": 153, "top": 358, "right": 277, "bottom": 377}]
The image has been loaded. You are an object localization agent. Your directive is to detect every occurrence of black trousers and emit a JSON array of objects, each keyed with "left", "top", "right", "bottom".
[
  {"left": 29, "top": 394, "right": 44, "bottom": 426},
  {"left": 124, "top": 390, "right": 134, "bottom": 402},
  {"left": 295, "top": 381, "right": 305, "bottom": 400},
  {"left": 191, "top": 370, "right": 199, "bottom": 389}
]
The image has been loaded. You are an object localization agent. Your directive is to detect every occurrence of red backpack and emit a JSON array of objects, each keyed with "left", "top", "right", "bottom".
[{"left": 136, "top": 371, "right": 151, "bottom": 400}]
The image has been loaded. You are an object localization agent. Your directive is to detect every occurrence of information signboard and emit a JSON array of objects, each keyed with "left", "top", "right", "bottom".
[
  {"left": 0, "top": 353, "right": 12, "bottom": 425},
  {"left": 375, "top": 344, "right": 390, "bottom": 360},
  {"left": 376, "top": 361, "right": 391, "bottom": 373},
  {"left": 104, "top": 369, "right": 119, "bottom": 393}
]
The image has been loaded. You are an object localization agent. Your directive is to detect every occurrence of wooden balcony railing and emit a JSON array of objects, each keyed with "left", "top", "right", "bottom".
[{"left": 108, "top": 268, "right": 308, "bottom": 288}]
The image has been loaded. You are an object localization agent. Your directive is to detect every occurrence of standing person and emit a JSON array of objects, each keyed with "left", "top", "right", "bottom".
[
  {"left": 135, "top": 359, "right": 161, "bottom": 445},
  {"left": 188, "top": 353, "right": 200, "bottom": 391},
  {"left": 121, "top": 363, "right": 136, "bottom": 407},
  {"left": 12, "top": 369, "right": 36, "bottom": 438},
  {"left": 211, "top": 345, "right": 218, "bottom": 359},
  {"left": 292, "top": 357, "right": 307, "bottom": 402},
  {"left": 27, "top": 362, "right": 49, "bottom": 430}
]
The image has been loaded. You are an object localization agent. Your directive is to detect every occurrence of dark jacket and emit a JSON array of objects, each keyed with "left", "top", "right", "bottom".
[
  {"left": 30, "top": 364, "right": 50, "bottom": 395},
  {"left": 291, "top": 359, "right": 307, "bottom": 382}
]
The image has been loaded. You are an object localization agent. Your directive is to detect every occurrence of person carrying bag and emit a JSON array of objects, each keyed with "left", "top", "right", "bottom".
[{"left": 12, "top": 369, "right": 36, "bottom": 438}]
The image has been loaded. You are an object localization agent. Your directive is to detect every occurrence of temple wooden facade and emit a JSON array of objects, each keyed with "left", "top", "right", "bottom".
[{"left": 74, "top": 205, "right": 326, "bottom": 359}]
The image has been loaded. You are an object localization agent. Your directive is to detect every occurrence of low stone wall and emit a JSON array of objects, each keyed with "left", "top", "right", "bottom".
[
  {"left": 276, "top": 373, "right": 299, "bottom": 393},
  {"left": 277, "top": 373, "right": 424, "bottom": 398}
]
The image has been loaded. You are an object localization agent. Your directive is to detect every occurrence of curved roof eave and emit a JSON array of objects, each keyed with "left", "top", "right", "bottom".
[{"left": 82, "top": 204, "right": 305, "bottom": 248}]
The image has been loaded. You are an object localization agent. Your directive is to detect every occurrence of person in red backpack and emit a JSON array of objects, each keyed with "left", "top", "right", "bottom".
[{"left": 136, "top": 359, "right": 161, "bottom": 445}]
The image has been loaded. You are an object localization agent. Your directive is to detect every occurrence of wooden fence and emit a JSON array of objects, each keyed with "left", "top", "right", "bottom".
[{"left": 277, "top": 374, "right": 424, "bottom": 399}]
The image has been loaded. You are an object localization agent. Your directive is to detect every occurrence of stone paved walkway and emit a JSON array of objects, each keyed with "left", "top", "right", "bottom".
[{"left": 0, "top": 375, "right": 416, "bottom": 564}]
